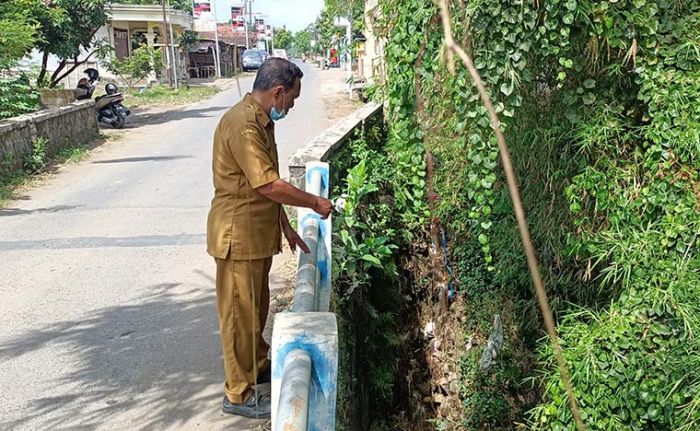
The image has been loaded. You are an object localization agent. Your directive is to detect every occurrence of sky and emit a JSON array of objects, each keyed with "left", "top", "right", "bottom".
[{"left": 211, "top": 0, "right": 325, "bottom": 32}]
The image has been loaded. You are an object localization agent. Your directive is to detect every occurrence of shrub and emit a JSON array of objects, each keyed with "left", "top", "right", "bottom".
[{"left": 0, "top": 75, "right": 40, "bottom": 119}]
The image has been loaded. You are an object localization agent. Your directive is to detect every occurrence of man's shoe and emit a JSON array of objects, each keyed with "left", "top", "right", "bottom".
[
  {"left": 256, "top": 367, "right": 271, "bottom": 384},
  {"left": 222, "top": 391, "right": 271, "bottom": 419}
]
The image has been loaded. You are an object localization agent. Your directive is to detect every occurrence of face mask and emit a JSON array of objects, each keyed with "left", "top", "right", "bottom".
[{"left": 270, "top": 90, "right": 287, "bottom": 121}]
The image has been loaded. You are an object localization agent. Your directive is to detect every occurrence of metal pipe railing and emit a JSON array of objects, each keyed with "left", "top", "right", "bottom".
[
  {"left": 291, "top": 167, "right": 323, "bottom": 313},
  {"left": 274, "top": 349, "right": 312, "bottom": 431},
  {"left": 292, "top": 219, "right": 319, "bottom": 312}
]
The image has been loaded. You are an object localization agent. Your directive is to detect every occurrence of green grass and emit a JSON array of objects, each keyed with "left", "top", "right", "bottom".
[
  {"left": 126, "top": 85, "right": 220, "bottom": 109},
  {"left": 56, "top": 144, "right": 89, "bottom": 164},
  {"left": 0, "top": 140, "right": 92, "bottom": 207},
  {"left": 0, "top": 169, "right": 25, "bottom": 205}
]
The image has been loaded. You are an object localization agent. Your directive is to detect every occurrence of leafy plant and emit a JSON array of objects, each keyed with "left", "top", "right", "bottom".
[
  {"left": 330, "top": 124, "right": 407, "bottom": 429},
  {"left": 179, "top": 30, "right": 200, "bottom": 51},
  {"left": 23, "top": 137, "right": 48, "bottom": 173},
  {"left": 0, "top": 19, "right": 38, "bottom": 70},
  {"left": 0, "top": 75, "right": 40, "bottom": 119},
  {"left": 0, "top": 0, "right": 40, "bottom": 70},
  {"left": 104, "top": 46, "right": 163, "bottom": 91}
]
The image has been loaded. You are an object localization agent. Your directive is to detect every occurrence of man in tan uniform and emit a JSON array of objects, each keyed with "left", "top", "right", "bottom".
[{"left": 207, "top": 58, "right": 332, "bottom": 419}]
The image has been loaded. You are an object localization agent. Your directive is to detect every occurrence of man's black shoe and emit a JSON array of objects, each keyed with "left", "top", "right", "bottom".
[
  {"left": 222, "top": 391, "right": 271, "bottom": 419},
  {"left": 256, "top": 367, "right": 271, "bottom": 384}
]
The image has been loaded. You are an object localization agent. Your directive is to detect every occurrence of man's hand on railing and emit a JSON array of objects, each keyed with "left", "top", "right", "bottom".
[
  {"left": 313, "top": 197, "right": 332, "bottom": 219},
  {"left": 257, "top": 180, "right": 331, "bottom": 219},
  {"left": 283, "top": 224, "right": 311, "bottom": 253}
]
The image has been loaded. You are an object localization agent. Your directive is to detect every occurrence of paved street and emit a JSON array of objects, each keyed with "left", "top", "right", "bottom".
[{"left": 0, "top": 62, "right": 335, "bottom": 430}]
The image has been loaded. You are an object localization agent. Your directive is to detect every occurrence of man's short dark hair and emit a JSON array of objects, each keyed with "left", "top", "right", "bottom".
[{"left": 252, "top": 57, "right": 303, "bottom": 91}]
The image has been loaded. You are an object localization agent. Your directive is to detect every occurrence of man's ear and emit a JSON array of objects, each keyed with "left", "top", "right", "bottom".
[{"left": 272, "top": 85, "right": 285, "bottom": 98}]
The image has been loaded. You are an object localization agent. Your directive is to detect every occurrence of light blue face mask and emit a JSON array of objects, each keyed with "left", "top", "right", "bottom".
[{"left": 270, "top": 91, "right": 287, "bottom": 121}]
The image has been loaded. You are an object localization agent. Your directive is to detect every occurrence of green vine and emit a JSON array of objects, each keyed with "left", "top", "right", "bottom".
[{"left": 374, "top": 0, "right": 700, "bottom": 429}]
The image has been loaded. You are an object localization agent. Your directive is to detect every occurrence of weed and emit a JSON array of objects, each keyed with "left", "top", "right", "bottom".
[{"left": 23, "top": 137, "right": 48, "bottom": 173}]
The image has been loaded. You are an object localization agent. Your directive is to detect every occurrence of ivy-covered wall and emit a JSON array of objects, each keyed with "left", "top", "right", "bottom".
[{"left": 332, "top": 0, "right": 700, "bottom": 430}]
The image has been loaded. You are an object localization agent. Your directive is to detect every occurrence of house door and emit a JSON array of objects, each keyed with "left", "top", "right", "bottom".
[{"left": 114, "top": 29, "right": 129, "bottom": 58}]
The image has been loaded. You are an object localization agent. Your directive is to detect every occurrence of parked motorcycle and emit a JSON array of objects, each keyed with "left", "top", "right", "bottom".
[{"left": 77, "top": 68, "right": 131, "bottom": 129}]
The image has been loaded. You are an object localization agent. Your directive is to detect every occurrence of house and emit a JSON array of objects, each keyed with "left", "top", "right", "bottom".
[
  {"left": 98, "top": 3, "right": 193, "bottom": 84},
  {"left": 358, "top": 0, "right": 385, "bottom": 84},
  {"left": 58, "top": 3, "right": 193, "bottom": 88}
]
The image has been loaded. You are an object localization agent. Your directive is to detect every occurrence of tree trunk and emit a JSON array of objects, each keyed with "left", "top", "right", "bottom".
[
  {"left": 37, "top": 51, "right": 50, "bottom": 87},
  {"left": 49, "top": 27, "right": 102, "bottom": 87},
  {"left": 48, "top": 60, "right": 67, "bottom": 88},
  {"left": 50, "top": 51, "right": 97, "bottom": 88}
]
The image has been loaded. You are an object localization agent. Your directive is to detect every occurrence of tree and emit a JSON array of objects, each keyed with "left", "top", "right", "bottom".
[
  {"left": 33, "top": 0, "right": 111, "bottom": 87},
  {"left": 324, "top": 0, "right": 364, "bottom": 33},
  {"left": 294, "top": 30, "right": 312, "bottom": 55},
  {"left": 0, "top": 20, "right": 38, "bottom": 70},
  {"left": 179, "top": 30, "right": 200, "bottom": 51},
  {"left": 273, "top": 27, "right": 293, "bottom": 50},
  {"left": 119, "top": 0, "right": 192, "bottom": 13},
  {"left": 0, "top": 1, "right": 41, "bottom": 118},
  {"left": 311, "top": 8, "right": 347, "bottom": 53},
  {"left": 103, "top": 45, "right": 163, "bottom": 91},
  {"left": 0, "top": 0, "right": 40, "bottom": 69}
]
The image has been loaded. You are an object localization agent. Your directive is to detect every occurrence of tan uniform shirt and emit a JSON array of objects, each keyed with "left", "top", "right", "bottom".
[{"left": 207, "top": 94, "right": 282, "bottom": 260}]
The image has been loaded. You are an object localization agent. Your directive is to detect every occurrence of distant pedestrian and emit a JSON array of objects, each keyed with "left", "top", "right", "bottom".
[{"left": 207, "top": 58, "right": 332, "bottom": 419}]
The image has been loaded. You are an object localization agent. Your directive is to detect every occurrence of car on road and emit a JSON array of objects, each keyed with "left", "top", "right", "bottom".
[{"left": 242, "top": 49, "right": 266, "bottom": 71}]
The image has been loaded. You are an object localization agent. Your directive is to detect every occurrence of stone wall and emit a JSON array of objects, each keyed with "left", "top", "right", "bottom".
[
  {"left": 288, "top": 101, "right": 383, "bottom": 189},
  {"left": 39, "top": 89, "right": 82, "bottom": 108},
  {"left": 0, "top": 100, "right": 98, "bottom": 171}
]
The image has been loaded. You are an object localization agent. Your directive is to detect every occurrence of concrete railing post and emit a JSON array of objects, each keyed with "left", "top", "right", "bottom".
[{"left": 272, "top": 313, "right": 338, "bottom": 431}]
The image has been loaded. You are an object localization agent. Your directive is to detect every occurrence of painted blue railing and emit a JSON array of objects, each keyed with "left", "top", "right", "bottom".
[{"left": 271, "top": 161, "right": 338, "bottom": 431}]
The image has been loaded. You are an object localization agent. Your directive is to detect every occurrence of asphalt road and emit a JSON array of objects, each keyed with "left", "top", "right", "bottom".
[{"left": 0, "top": 62, "right": 332, "bottom": 430}]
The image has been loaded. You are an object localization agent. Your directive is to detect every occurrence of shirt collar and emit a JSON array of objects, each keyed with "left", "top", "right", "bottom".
[{"left": 244, "top": 93, "right": 271, "bottom": 128}]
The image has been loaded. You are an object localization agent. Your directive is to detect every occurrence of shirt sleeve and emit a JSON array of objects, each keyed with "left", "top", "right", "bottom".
[{"left": 232, "top": 124, "right": 280, "bottom": 189}]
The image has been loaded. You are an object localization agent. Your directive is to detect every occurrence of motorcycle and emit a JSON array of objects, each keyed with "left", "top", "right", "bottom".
[{"left": 77, "top": 68, "right": 131, "bottom": 129}]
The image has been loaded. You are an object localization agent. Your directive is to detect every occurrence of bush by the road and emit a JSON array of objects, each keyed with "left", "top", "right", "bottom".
[{"left": 0, "top": 76, "right": 39, "bottom": 119}]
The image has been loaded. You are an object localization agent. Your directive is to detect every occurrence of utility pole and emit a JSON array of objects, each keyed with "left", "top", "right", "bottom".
[
  {"left": 167, "top": 0, "right": 178, "bottom": 89},
  {"left": 270, "top": 26, "right": 274, "bottom": 52},
  {"left": 248, "top": 0, "right": 254, "bottom": 49},
  {"left": 161, "top": 0, "right": 173, "bottom": 87},
  {"left": 333, "top": 16, "right": 353, "bottom": 98},
  {"left": 211, "top": 0, "right": 222, "bottom": 77},
  {"left": 244, "top": 0, "right": 250, "bottom": 49}
]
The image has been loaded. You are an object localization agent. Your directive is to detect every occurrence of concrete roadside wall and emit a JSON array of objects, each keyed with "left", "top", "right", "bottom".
[
  {"left": 0, "top": 100, "right": 98, "bottom": 171},
  {"left": 288, "top": 101, "right": 383, "bottom": 189}
]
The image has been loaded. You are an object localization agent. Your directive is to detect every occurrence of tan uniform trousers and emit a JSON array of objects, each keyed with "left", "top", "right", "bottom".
[{"left": 215, "top": 254, "right": 272, "bottom": 404}]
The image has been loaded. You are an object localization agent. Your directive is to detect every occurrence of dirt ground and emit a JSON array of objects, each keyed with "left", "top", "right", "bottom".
[{"left": 317, "top": 67, "right": 363, "bottom": 121}]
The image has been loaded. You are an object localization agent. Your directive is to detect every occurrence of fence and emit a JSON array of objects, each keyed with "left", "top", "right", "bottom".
[{"left": 271, "top": 161, "right": 338, "bottom": 431}]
